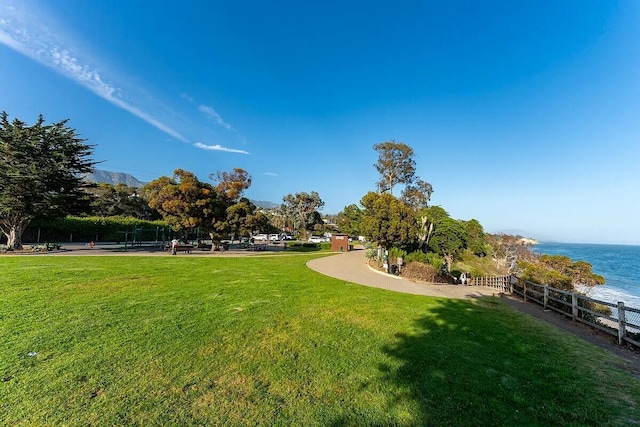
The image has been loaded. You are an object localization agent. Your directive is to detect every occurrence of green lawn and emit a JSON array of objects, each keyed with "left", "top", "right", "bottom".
[{"left": 1, "top": 255, "right": 639, "bottom": 426}]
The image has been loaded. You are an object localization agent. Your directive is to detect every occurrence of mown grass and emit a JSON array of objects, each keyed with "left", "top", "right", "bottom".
[{"left": 1, "top": 254, "right": 639, "bottom": 426}]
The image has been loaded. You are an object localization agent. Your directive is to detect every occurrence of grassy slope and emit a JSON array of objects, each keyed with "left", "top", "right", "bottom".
[
  {"left": 1, "top": 255, "right": 639, "bottom": 426},
  {"left": 453, "top": 249, "right": 506, "bottom": 277}
]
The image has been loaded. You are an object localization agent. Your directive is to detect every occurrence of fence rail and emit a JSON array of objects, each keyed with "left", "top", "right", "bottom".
[
  {"left": 511, "top": 278, "right": 640, "bottom": 348},
  {"left": 466, "top": 275, "right": 640, "bottom": 349},
  {"left": 469, "top": 275, "right": 511, "bottom": 291}
]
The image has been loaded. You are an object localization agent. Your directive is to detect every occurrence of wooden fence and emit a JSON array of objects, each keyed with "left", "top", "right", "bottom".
[
  {"left": 511, "top": 278, "right": 640, "bottom": 348},
  {"left": 465, "top": 275, "right": 640, "bottom": 348},
  {"left": 468, "top": 275, "right": 511, "bottom": 292}
]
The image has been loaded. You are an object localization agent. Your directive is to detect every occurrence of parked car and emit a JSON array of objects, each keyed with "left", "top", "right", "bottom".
[
  {"left": 308, "top": 236, "right": 328, "bottom": 243},
  {"left": 253, "top": 234, "right": 268, "bottom": 241},
  {"left": 279, "top": 234, "right": 294, "bottom": 240}
]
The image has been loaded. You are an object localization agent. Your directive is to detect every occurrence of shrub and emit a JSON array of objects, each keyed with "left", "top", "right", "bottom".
[
  {"left": 387, "top": 247, "right": 407, "bottom": 265},
  {"left": 365, "top": 248, "right": 377, "bottom": 260},
  {"left": 319, "top": 242, "right": 331, "bottom": 250},
  {"left": 405, "top": 251, "right": 429, "bottom": 264},
  {"left": 24, "top": 216, "right": 170, "bottom": 243},
  {"left": 401, "top": 262, "right": 440, "bottom": 283},
  {"left": 518, "top": 261, "right": 573, "bottom": 291},
  {"left": 405, "top": 251, "right": 445, "bottom": 270}
]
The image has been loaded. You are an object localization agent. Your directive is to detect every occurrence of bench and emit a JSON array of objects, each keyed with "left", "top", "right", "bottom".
[{"left": 165, "top": 244, "right": 194, "bottom": 254}]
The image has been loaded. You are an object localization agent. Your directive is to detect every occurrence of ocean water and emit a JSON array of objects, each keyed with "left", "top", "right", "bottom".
[{"left": 533, "top": 242, "right": 640, "bottom": 308}]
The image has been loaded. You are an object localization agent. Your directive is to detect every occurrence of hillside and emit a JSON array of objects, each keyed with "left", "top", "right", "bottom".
[{"left": 84, "top": 169, "right": 146, "bottom": 188}]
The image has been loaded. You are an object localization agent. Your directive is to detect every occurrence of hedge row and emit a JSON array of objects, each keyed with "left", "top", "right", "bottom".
[{"left": 23, "top": 216, "right": 171, "bottom": 243}]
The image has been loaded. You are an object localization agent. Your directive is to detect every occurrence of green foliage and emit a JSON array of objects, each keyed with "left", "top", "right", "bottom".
[
  {"left": 387, "top": 247, "right": 407, "bottom": 264},
  {"left": 405, "top": 250, "right": 430, "bottom": 264},
  {"left": 373, "top": 140, "right": 416, "bottom": 194},
  {"left": 519, "top": 255, "right": 606, "bottom": 292},
  {"left": 143, "top": 169, "right": 227, "bottom": 237},
  {"left": 85, "top": 183, "right": 159, "bottom": 220},
  {"left": 26, "top": 216, "right": 170, "bottom": 243},
  {"left": 0, "top": 112, "right": 96, "bottom": 248},
  {"left": 426, "top": 217, "right": 467, "bottom": 263},
  {"left": 336, "top": 204, "right": 363, "bottom": 236},
  {"left": 539, "top": 255, "right": 605, "bottom": 286},
  {"left": 519, "top": 261, "right": 573, "bottom": 291},
  {"left": 400, "top": 179, "right": 433, "bottom": 210},
  {"left": 226, "top": 198, "right": 270, "bottom": 240},
  {"left": 463, "top": 219, "right": 486, "bottom": 256},
  {"left": 360, "top": 192, "right": 418, "bottom": 250},
  {"left": 405, "top": 251, "right": 446, "bottom": 270},
  {"left": 281, "top": 191, "right": 324, "bottom": 237},
  {"left": 142, "top": 168, "right": 262, "bottom": 243},
  {"left": 453, "top": 249, "right": 504, "bottom": 277}
]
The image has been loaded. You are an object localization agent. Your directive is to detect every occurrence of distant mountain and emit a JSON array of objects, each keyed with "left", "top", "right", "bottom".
[
  {"left": 84, "top": 169, "right": 146, "bottom": 188},
  {"left": 252, "top": 200, "right": 280, "bottom": 209}
]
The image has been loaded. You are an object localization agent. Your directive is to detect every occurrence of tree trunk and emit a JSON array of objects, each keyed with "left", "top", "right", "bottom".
[
  {"left": 0, "top": 217, "right": 30, "bottom": 250},
  {"left": 444, "top": 253, "right": 454, "bottom": 272}
]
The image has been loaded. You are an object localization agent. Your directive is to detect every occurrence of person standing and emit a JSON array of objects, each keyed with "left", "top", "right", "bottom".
[
  {"left": 171, "top": 238, "right": 179, "bottom": 255},
  {"left": 460, "top": 272, "right": 467, "bottom": 285}
]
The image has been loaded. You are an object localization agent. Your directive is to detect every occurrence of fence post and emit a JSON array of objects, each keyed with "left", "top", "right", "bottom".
[
  {"left": 509, "top": 275, "right": 515, "bottom": 294},
  {"left": 572, "top": 293, "right": 578, "bottom": 321},
  {"left": 617, "top": 302, "right": 626, "bottom": 346},
  {"left": 543, "top": 285, "right": 548, "bottom": 310},
  {"left": 523, "top": 281, "right": 527, "bottom": 302}
]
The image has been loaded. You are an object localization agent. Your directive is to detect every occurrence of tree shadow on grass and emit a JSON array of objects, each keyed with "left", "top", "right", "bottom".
[{"left": 329, "top": 297, "right": 617, "bottom": 427}]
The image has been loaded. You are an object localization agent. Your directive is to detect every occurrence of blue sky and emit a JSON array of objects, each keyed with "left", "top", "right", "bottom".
[{"left": 1, "top": 0, "right": 639, "bottom": 244}]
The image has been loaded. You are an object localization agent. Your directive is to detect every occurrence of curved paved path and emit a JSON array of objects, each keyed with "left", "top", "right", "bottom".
[{"left": 307, "top": 248, "right": 500, "bottom": 299}]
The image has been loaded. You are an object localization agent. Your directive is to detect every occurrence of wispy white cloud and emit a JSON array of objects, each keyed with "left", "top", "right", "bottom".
[
  {"left": 0, "top": 2, "right": 187, "bottom": 142},
  {"left": 180, "top": 93, "right": 194, "bottom": 103},
  {"left": 193, "top": 142, "right": 250, "bottom": 155},
  {"left": 198, "top": 105, "right": 233, "bottom": 130},
  {"left": 264, "top": 172, "right": 278, "bottom": 176}
]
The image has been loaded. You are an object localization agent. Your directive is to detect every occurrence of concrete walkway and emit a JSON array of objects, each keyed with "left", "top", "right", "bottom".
[{"left": 307, "top": 248, "right": 501, "bottom": 299}]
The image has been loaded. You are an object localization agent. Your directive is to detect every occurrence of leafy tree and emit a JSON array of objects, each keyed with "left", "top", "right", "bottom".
[
  {"left": 336, "top": 204, "right": 363, "bottom": 236},
  {"left": 463, "top": 219, "right": 487, "bottom": 257},
  {"left": 0, "top": 112, "right": 95, "bottom": 248},
  {"left": 210, "top": 168, "right": 251, "bottom": 202},
  {"left": 427, "top": 217, "right": 467, "bottom": 272},
  {"left": 417, "top": 206, "right": 450, "bottom": 249},
  {"left": 86, "top": 183, "right": 158, "bottom": 219},
  {"left": 281, "top": 191, "right": 324, "bottom": 238},
  {"left": 401, "top": 179, "right": 434, "bottom": 210},
  {"left": 143, "top": 168, "right": 265, "bottom": 248},
  {"left": 142, "top": 169, "right": 227, "bottom": 248},
  {"left": 226, "top": 197, "right": 271, "bottom": 241},
  {"left": 373, "top": 140, "right": 416, "bottom": 194},
  {"left": 360, "top": 191, "right": 418, "bottom": 252}
]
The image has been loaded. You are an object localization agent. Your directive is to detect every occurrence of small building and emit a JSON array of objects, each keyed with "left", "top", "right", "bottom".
[{"left": 331, "top": 234, "right": 350, "bottom": 252}]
